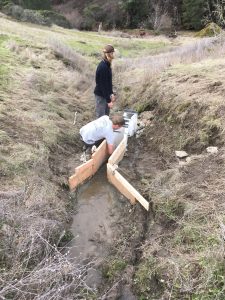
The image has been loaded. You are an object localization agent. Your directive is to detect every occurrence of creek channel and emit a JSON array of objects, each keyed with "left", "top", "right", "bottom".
[
  {"left": 68, "top": 166, "right": 120, "bottom": 262},
  {"left": 65, "top": 127, "right": 148, "bottom": 297},
  {"left": 68, "top": 128, "right": 126, "bottom": 262}
]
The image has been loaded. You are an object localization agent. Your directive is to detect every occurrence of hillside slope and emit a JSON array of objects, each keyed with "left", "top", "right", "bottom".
[
  {"left": 114, "top": 34, "right": 225, "bottom": 299},
  {"left": 0, "top": 13, "right": 225, "bottom": 299}
]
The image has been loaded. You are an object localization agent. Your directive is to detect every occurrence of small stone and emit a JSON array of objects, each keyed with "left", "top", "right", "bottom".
[
  {"left": 206, "top": 146, "right": 218, "bottom": 154},
  {"left": 175, "top": 150, "right": 188, "bottom": 158},
  {"left": 186, "top": 157, "right": 192, "bottom": 163}
]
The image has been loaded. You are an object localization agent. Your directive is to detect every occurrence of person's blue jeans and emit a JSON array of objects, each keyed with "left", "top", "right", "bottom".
[{"left": 95, "top": 95, "right": 110, "bottom": 118}]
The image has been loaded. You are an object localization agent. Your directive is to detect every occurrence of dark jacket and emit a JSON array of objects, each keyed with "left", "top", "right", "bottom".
[{"left": 94, "top": 59, "right": 113, "bottom": 103}]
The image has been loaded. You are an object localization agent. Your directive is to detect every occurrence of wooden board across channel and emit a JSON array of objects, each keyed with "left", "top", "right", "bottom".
[
  {"left": 69, "top": 140, "right": 108, "bottom": 191},
  {"left": 68, "top": 136, "right": 149, "bottom": 211}
]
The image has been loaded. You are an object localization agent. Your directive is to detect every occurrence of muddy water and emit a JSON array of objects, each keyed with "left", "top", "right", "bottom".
[{"left": 68, "top": 167, "right": 116, "bottom": 261}]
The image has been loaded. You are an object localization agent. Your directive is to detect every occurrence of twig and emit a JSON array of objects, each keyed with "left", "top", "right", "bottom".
[{"left": 73, "top": 111, "right": 77, "bottom": 125}]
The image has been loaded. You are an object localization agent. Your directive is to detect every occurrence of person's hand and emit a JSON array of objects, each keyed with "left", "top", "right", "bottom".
[
  {"left": 108, "top": 101, "right": 113, "bottom": 108},
  {"left": 110, "top": 94, "right": 116, "bottom": 102}
]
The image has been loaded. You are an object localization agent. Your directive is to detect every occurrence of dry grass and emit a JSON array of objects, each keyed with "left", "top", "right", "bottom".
[
  {"left": 0, "top": 14, "right": 96, "bottom": 300},
  {"left": 113, "top": 31, "right": 225, "bottom": 298},
  {"left": 114, "top": 33, "right": 225, "bottom": 104},
  {"left": 48, "top": 38, "right": 90, "bottom": 73},
  {"left": 0, "top": 234, "right": 96, "bottom": 300},
  {"left": 132, "top": 149, "right": 225, "bottom": 299}
]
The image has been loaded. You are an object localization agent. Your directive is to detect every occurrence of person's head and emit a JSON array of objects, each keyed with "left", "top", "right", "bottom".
[
  {"left": 103, "top": 44, "right": 115, "bottom": 62},
  {"left": 111, "top": 115, "right": 125, "bottom": 130}
]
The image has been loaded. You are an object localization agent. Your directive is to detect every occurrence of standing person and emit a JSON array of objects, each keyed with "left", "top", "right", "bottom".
[
  {"left": 80, "top": 115, "right": 125, "bottom": 155},
  {"left": 94, "top": 44, "right": 116, "bottom": 118}
]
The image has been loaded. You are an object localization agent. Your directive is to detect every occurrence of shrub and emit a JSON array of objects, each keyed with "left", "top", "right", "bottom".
[
  {"left": 195, "top": 22, "right": 223, "bottom": 37},
  {"left": 81, "top": 4, "right": 105, "bottom": 30},
  {"left": 2, "top": 3, "right": 71, "bottom": 28},
  {"left": 21, "top": 9, "right": 50, "bottom": 25},
  {"left": 3, "top": 4, "right": 23, "bottom": 19},
  {"left": 0, "top": 0, "right": 12, "bottom": 9},
  {"left": 39, "top": 10, "right": 71, "bottom": 28}
]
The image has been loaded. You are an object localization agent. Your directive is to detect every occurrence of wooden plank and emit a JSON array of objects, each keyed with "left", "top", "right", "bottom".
[
  {"left": 69, "top": 140, "right": 108, "bottom": 191},
  {"left": 108, "top": 136, "right": 127, "bottom": 165},
  {"left": 92, "top": 140, "right": 108, "bottom": 173},
  {"left": 107, "top": 163, "right": 136, "bottom": 205},
  {"left": 107, "top": 163, "right": 149, "bottom": 211},
  {"left": 69, "top": 159, "right": 94, "bottom": 190}
]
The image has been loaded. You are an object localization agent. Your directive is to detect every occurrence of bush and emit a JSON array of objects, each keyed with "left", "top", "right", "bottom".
[
  {"left": 2, "top": 4, "right": 71, "bottom": 28},
  {"left": 0, "top": 0, "right": 12, "bottom": 9},
  {"left": 3, "top": 4, "right": 23, "bottom": 18},
  {"left": 81, "top": 4, "right": 105, "bottom": 30},
  {"left": 21, "top": 9, "right": 50, "bottom": 25},
  {"left": 195, "top": 22, "right": 223, "bottom": 37},
  {"left": 39, "top": 10, "right": 71, "bottom": 28}
]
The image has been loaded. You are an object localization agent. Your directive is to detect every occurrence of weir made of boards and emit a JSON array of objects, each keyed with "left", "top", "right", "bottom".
[{"left": 69, "top": 136, "right": 149, "bottom": 211}]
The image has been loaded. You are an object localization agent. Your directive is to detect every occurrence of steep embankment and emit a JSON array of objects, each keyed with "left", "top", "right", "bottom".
[{"left": 112, "top": 36, "right": 225, "bottom": 299}]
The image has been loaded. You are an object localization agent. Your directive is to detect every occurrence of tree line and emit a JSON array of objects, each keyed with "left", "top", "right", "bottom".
[
  {"left": 1, "top": 0, "right": 225, "bottom": 30},
  {"left": 76, "top": 0, "right": 225, "bottom": 31}
]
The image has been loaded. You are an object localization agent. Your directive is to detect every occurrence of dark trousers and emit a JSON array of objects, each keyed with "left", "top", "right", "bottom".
[
  {"left": 80, "top": 135, "right": 104, "bottom": 151},
  {"left": 95, "top": 95, "right": 110, "bottom": 118}
]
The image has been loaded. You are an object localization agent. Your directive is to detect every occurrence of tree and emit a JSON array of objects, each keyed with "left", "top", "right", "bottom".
[
  {"left": 211, "top": 0, "right": 225, "bottom": 27},
  {"left": 22, "top": 0, "right": 51, "bottom": 10},
  {"left": 182, "top": 0, "right": 208, "bottom": 29},
  {"left": 121, "top": 0, "right": 149, "bottom": 28}
]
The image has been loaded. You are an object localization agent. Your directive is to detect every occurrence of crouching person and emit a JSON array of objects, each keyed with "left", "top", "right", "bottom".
[{"left": 80, "top": 115, "right": 125, "bottom": 156}]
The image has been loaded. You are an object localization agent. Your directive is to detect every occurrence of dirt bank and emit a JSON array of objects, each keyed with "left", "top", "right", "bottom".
[{"left": 114, "top": 58, "right": 225, "bottom": 298}]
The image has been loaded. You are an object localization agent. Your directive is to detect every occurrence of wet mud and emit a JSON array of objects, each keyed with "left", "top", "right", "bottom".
[{"left": 68, "top": 167, "right": 117, "bottom": 261}]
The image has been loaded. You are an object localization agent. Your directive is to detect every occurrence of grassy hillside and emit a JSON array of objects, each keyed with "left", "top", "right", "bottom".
[
  {"left": 0, "top": 12, "right": 225, "bottom": 299},
  {"left": 114, "top": 34, "right": 225, "bottom": 299}
]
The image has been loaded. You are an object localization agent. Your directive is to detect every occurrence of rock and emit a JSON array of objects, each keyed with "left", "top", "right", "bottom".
[
  {"left": 175, "top": 151, "right": 188, "bottom": 158},
  {"left": 206, "top": 146, "right": 218, "bottom": 154},
  {"left": 186, "top": 157, "right": 192, "bottom": 163}
]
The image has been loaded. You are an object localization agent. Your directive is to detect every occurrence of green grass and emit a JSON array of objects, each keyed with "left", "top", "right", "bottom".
[
  {"left": 155, "top": 198, "right": 185, "bottom": 222},
  {"left": 68, "top": 32, "right": 168, "bottom": 61},
  {"left": 0, "top": 34, "right": 25, "bottom": 92},
  {"left": 102, "top": 257, "right": 127, "bottom": 281},
  {"left": 173, "top": 224, "right": 220, "bottom": 252},
  {"left": 134, "top": 256, "right": 164, "bottom": 299},
  {"left": 114, "top": 40, "right": 167, "bottom": 57}
]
